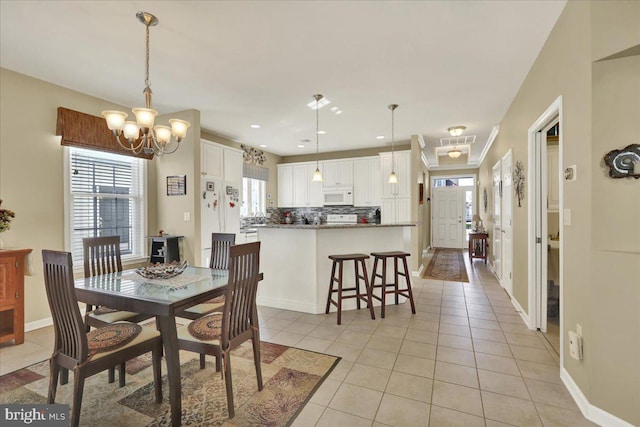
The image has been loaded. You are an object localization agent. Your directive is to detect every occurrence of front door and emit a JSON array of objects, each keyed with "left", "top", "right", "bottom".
[
  {"left": 433, "top": 187, "right": 463, "bottom": 248},
  {"left": 492, "top": 161, "right": 502, "bottom": 280}
]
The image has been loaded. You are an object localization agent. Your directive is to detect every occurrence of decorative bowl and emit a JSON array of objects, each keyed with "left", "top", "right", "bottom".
[{"left": 136, "top": 260, "right": 188, "bottom": 279}]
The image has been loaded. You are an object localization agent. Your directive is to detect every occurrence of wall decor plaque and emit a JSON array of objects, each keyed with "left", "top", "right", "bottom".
[
  {"left": 604, "top": 144, "right": 640, "bottom": 179},
  {"left": 166, "top": 175, "right": 187, "bottom": 196}
]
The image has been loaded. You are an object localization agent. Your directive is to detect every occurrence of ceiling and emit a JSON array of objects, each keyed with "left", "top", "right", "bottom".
[{"left": 0, "top": 1, "right": 566, "bottom": 168}]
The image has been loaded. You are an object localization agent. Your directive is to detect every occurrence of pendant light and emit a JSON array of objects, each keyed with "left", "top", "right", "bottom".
[
  {"left": 388, "top": 104, "right": 399, "bottom": 184},
  {"left": 312, "top": 94, "right": 324, "bottom": 182}
]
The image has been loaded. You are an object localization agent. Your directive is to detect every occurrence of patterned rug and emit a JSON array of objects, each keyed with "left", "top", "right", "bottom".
[
  {"left": 0, "top": 341, "right": 339, "bottom": 426},
  {"left": 423, "top": 248, "right": 469, "bottom": 282}
]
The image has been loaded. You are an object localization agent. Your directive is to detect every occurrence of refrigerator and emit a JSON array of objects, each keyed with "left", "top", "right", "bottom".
[{"left": 200, "top": 178, "right": 241, "bottom": 267}]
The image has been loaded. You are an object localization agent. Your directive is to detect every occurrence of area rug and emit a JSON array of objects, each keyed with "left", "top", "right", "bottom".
[
  {"left": 0, "top": 341, "right": 339, "bottom": 426},
  {"left": 423, "top": 248, "right": 469, "bottom": 282}
]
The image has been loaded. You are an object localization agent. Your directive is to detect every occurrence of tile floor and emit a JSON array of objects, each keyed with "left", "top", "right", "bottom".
[{"left": 0, "top": 258, "right": 596, "bottom": 426}]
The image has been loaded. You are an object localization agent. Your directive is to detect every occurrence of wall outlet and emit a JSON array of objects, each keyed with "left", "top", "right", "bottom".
[
  {"left": 183, "top": 212, "right": 191, "bottom": 221},
  {"left": 576, "top": 323, "right": 582, "bottom": 336},
  {"left": 568, "top": 330, "right": 583, "bottom": 360}
]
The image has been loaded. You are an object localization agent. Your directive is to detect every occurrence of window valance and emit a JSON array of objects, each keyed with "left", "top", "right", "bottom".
[
  {"left": 56, "top": 107, "right": 153, "bottom": 159},
  {"left": 243, "top": 163, "right": 269, "bottom": 181}
]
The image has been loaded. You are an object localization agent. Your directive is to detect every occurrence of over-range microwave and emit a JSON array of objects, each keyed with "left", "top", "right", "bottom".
[{"left": 322, "top": 188, "right": 354, "bottom": 206}]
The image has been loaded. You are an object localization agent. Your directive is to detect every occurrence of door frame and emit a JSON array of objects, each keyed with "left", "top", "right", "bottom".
[
  {"left": 527, "top": 96, "right": 564, "bottom": 362},
  {"left": 491, "top": 161, "right": 502, "bottom": 281},
  {"left": 501, "top": 150, "right": 514, "bottom": 298},
  {"left": 430, "top": 174, "right": 477, "bottom": 249}
]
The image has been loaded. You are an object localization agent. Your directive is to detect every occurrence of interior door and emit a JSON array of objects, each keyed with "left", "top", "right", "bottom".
[
  {"left": 492, "top": 161, "right": 502, "bottom": 280},
  {"left": 501, "top": 150, "right": 514, "bottom": 297},
  {"left": 433, "top": 187, "right": 463, "bottom": 248}
]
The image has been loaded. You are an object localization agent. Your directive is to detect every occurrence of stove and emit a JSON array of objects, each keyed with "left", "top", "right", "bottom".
[{"left": 326, "top": 214, "right": 358, "bottom": 225}]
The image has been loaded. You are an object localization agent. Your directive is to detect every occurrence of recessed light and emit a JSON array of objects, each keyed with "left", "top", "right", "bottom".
[
  {"left": 330, "top": 107, "right": 338, "bottom": 111},
  {"left": 335, "top": 110, "right": 342, "bottom": 115},
  {"left": 297, "top": 144, "right": 305, "bottom": 148},
  {"left": 317, "top": 130, "right": 326, "bottom": 135},
  {"left": 376, "top": 135, "right": 385, "bottom": 139},
  {"left": 259, "top": 144, "right": 267, "bottom": 148},
  {"left": 250, "top": 124, "right": 261, "bottom": 129},
  {"left": 307, "top": 97, "right": 330, "bottom": 110}
]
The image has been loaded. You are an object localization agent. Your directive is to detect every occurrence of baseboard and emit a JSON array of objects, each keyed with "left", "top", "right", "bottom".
[
  {"left": 413, "top": 264, "right": 424, "bottom": 277},
  {"left": 510, "top": 295, "right": 532, "bottom": 329},
  {"left": 25, "top": 317, "right": 53, "bottom": 332},
  {"left": 256, "top": 296, "right": 320, "bottom": 314},
  {"left": 560, "top": 367, "right": 635, "bottom": 427}
]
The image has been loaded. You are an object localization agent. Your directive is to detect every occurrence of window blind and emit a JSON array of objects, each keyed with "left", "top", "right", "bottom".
[
  {"left": 68, "top": 147, "right": 145, "bottom": 264},
  {"left": 243, "top": 163, "right": 269, "bottom": 181}
]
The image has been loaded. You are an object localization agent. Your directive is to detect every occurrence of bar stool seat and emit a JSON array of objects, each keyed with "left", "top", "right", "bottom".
[
  {"left": 370, "top": 251, "right": 416, "bottom": 318},
  {"left": 326, "top": 253, "right": 376, "bottom": 325}
]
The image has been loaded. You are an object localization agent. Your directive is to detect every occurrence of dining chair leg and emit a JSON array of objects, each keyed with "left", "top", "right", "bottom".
[
  {"left": 60, "top": 367, "right": 69, "bottom": 385},
  {"left": 215, "top": 355, "right": 221, "bottom": 372},
  {"left": 118, "top": 362, "right": 126, "bottom": 387},
  {"left": 152, "top": 343, "right": 163, "bottom": 404},
  {"left": 48, "top": 359, "right": 59, "bottom": 403},
  {"left": 108, "top": 366, "right": 115, "bottom": 383},
  {"left": 71, "top": 369, "right": 85, "bottom": 427},
  {"left": 224, "top": 352, "right": 235, "bottom": 418},
  {"left": 251, "top": 333, "right": 263, "bottom": 391},
  {"left": 199, "top": 354, "right": 206, "bottom": 369}
]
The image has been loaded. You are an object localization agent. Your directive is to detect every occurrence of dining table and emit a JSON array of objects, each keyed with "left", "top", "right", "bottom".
[{"left": 74, "top": 266, "right": 233, "bottom": 427}]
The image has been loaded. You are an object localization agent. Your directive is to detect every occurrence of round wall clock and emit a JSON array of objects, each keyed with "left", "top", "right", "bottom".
[{"left": 483, "top": 188, "right": 488, "bottom": 212}]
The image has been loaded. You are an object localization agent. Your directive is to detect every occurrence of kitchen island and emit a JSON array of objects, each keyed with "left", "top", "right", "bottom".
[{"left": 256, "top": 223, "right": 415, "bottom": 314}]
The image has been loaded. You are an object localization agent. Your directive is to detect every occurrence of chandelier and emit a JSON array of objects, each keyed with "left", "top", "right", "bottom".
[
  {"left": 102, "top": 12, "right": 190, "bottom": 156},
  {"left": 388, "top": 104, "right": 399, "bottom": 184},
  {"left": 312, "top": 94, "right": 324, "bottom": 182},
  {"left": 447, "top": 125, "right": 465, "bottom": 158},
  {"left": 448, "top": 147, "right": 462, "bottom": 158}
]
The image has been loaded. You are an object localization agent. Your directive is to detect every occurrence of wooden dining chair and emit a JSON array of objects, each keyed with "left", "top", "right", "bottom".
[
  {"left": 42, "top": 250, "right": 163, "bottom": 427},
  {"left": 178, "top": 233, "right": 235, "bottom": 320},
  {"left": 83, "top": 236, "right": 153, "bottom": 329},
  {"left": 176, "top": 241, "right": 263, "bottom": 418},
  {"left": 81, "top": 236, "right": 154, "bottom": 387}
]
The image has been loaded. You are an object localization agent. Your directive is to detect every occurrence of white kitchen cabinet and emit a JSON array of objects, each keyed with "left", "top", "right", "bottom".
[
  {"left": 279, "top": 162, "right": 322, "bottom": 208},
  {"left": 201, "top": 142, "right": 224, "bottom": 179},
  {"left": 293, "top": 164, "right": 322, "bottom": 207},
  {"left": 322, "top": 159, "right": 354, "bottom": 188},
  {"left": 223, "top": 148, "right": 243, "bottom": 183},
  {"left": 353, "top": 157, "right": 382, "bottom": 206},
  {"left": 547, "top": 145, "right": 559, "bottom": 212},
  {"left": 380, "top": 151, "right": 411, "bottom": 198},
  {"left": 381, "top": 197, "right": 410, "bottom": 224},
  {"left": 277, "top": 164, "right": 293, "bottom": 207}
]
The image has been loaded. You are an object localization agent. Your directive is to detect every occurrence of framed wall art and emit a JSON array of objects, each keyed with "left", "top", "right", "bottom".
[{"left": 167, "top": 175, "right": 187, "bottom": 196}]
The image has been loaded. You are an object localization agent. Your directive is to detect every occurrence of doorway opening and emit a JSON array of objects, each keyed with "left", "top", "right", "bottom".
[
  {"left": 431, "top": 175, "right": 476, "bottom": 249},
  {"left": 528, "top": 96, "right": 563, "bottom": 357}
]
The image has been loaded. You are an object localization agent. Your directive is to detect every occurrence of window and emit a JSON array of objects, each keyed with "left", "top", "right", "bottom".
[
  {"left": 433, "top": 177, "right": 475, "bottom": 187},
  {"left": 241, "top": 178, "right": 266, "bottom": 217},
  {"left": 65, "top": 147, "right": 146, "bottom": 264}
]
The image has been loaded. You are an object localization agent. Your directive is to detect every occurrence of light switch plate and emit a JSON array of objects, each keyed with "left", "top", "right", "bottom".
[
  {"left": 568, "top": 330, "right": 583, "bottom": 360},
  {"left": 183, "top": 212, "right": 191, "bottom": 221},
  {"left": 563, "top": 209, "right": 571, "bottom": 226}
]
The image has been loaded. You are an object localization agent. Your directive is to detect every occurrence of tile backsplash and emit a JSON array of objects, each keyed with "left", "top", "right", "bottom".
[{"left": 242, "top": 206, "right": 380, "bottom": 226}]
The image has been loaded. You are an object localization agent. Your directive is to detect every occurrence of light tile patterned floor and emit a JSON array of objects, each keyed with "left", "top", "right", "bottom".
[{"left": 0, "top": 258, "right": 597, "bottom": 426}]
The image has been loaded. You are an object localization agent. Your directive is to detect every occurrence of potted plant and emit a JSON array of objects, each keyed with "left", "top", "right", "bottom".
[{"left": 0, "top": 199, "right": 16, "bottom": 248}]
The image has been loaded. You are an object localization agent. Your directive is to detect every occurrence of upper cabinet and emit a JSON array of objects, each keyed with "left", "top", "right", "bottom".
[
  {"left": 201, "top": 140, "right": 243, "bottom": 184},
  {"left": 322, "top": 160, "right": 354, "bottom": 189},
  {"left": 278, "top": 163, "right": 322, "bottom": 208},
  {"left": 201, "top": 142, "right": 224, "bottom": 180},
  {"left": 380, "top": 150, "right": 411, "bottom": 198},
  {"left": 353, "top": 157, "right": 382, "bottom": 207},
  {"left": 547, "top": 145, "right": 560, "bottom": 212}
]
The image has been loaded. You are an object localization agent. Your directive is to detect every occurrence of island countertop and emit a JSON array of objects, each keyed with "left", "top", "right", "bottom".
[{"left": 255, "top": 223, "right": 415, "bottom": 230}]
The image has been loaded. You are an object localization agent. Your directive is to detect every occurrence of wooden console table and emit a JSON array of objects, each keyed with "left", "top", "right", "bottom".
[
  {"left": 468, "top": 232, "right": 488, "bottom": 264},
  {"left": 0, "top": 248, "right": 32, "bottom": 345}
]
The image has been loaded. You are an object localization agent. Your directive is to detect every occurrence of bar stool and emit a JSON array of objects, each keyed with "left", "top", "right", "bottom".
[
  {"left": 370, "top": 251, "right": 416, "bottom": 318},
  {"left": 326, "top": 254, "right": 376, "bottom": 325}
]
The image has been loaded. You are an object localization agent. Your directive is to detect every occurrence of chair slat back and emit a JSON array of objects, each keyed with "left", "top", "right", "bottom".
[
  {"left": 210, "top": 233, "right": 235, "bottom": 270},
  {"left": 83, "top": 236, "right": 123, "bottom": 278},
  {"left": 221, "top": 242, "right": 260, "bottom": 349},
  {"left": 42, "top": 250, "right": 88, "bottom": 363}
]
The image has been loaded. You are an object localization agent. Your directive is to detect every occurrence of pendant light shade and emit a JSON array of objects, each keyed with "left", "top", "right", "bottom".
[
  {"left": 388, "top": 104, "right": 399, "bottom": 184},
  {"left": 312, "top": 94, "right": 324, "bottom": 182},
  {"left": 448, "top": 147, "right": 462, "bottom": 158}
]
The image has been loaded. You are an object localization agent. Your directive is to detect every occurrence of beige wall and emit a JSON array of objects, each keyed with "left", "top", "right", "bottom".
[
  {"left": 201, "top": 130, "right": 282, "bottom": 207},
  {"left": 0, "top": 68, "right": 158, "bottom": 324},
  {"left": 477, "top": 1, "right": 640, "bottom": 424}
]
